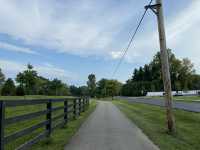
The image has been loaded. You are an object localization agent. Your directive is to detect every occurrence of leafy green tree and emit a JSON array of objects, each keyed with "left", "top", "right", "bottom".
[
  {"left": 179, "top": 58, "right": 195, "bottom": 90},
  {"left": 0, "top": 68, "right": 5, "bottom": 86},
  {"left": 87, "top": 74, "right": 96, "bottom": 97},
  {"left": 96, "top": 79, "right": 122, "bottom": 98},
  {"left": 69, "top": 85, "right": 89, "bottom": 96},
  {"left": 36, "top": 76, "right": 50, "bottom": 95},
  {"left": 47, "top": 79, "right": 64, "bottom": 95},
  {"left": 70, "top": 85, "right": 81, "bottom": 96},
  {"left": 96, "top": 78, "right": 108, "bottom": 97},
  {"left": 16, "top": 64, "right": 38, "bottom": 95},
  {"left": 0, "top": 68, "right": 5, "bottom": 95},
  {"left": 79, "top": 86, "right": 89, "bottom": 96},
  {"left": 16, "top": 85, "right": 25, "bottom": 96},
  {"left": 1, "top": 78, "right": 16, "bottom": 96},
  {"left": 106, "top": 80, "right": 122, "bottom": 99},
  {"left": 122, "top": 50, "right": 200, "bottom": 96}
]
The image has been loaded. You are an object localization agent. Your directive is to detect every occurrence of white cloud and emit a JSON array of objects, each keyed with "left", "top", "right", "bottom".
[
  {"left": 0, "top": 0, "right": 199, "bottom": 74},
  {"left": 121, "top": 0, "right": 200, "bottom": 72},
  {"left": 166, "top": 1, "right": 200, "bottom": 73},
  {"left": 0, "top": 41, "right": 38, "bottom": 54},
  {"left": 0, "top": 0, "right": 138, "bottom": 58},
  {"left": 0, "top": 59, "right": 77, "bottom": 83},
  {"left": 166, "top": 1, "right": 200, "bottom": 42},
  {"left": 109, "top": 51, "right": 123, "bottom": 59}
]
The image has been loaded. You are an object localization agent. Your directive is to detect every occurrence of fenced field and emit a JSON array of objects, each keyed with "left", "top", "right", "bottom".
[{"left": 0, "top": 97, "right": 89, "bottom": 150}]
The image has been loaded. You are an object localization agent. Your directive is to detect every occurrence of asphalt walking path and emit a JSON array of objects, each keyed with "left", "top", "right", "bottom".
[
  {"left": 117, "top": 96, "right": 200, "bottom": 112},
  {"left": 65, "top": 101, "right": 159, "bottom": 150}
]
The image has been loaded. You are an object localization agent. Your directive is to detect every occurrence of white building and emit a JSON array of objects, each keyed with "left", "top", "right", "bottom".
[{"left": 146, "top": 90, "right": 200, "bottom": 96}]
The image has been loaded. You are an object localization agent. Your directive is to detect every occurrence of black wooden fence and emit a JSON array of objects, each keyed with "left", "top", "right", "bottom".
[{"left": 0, "top": 97, "right": 89, "bottom": 150}]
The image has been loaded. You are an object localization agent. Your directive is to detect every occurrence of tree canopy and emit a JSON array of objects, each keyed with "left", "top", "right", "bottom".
[
  {"left": 96, "top": 79, "right": 122, "bottom": 98},
  {"left": 1, "top": 78, "right": 16, "bottom": 96},
  {"left": 121, "top": 50, "right": 200, "bottom": 96},
  {"left": 0, "top": 50, "right": 199, "bottom": 97},
  {"left": 87, "top": 74, "right": 96, "bottom": 97},
  {"left": 14, "top": 64, "right": 70, "bottom": 96}
]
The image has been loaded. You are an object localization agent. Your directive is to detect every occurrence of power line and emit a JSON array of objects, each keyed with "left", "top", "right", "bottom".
[{"left": 111, "top": 0, "right": 153, "bottom": 78}]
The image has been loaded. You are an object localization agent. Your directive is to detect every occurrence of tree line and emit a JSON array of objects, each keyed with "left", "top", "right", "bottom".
[
  {"left": 0, "top": 50, "right": 200, "bottom": 97},
  {"left": 0, "top": 64, "right": 71, "bottom": 96},
  {"left": 83, "top": 50, "right": 200, "bottom": 98},
  {"left": 121, "top": 50, "right": 200, "bottom": 96},
  {"left": 0, "top": 64, "right": 122, "bottom": 98}
]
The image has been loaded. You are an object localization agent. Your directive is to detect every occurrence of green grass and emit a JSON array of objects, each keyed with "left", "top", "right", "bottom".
[
  {"left": 146, "top": 95, "right": 200, "bottom": 102},
  {"left": 30, "top": 100, "right": 97, "bottom": 150},
  {"left": 113, "top": 100, "right": 200, "bottom": 150},
  {"left": 0, "top": 95, "right": 73, "bottom": 100},
  {"left": 3, "top": 96, "right": 97, "bottom": 150},
  {"left": 173, "top": 96, "right": 200, "bottom": 101}
]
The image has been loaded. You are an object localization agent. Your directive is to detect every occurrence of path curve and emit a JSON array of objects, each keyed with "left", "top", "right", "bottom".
[{"left": 65, "top": 101, "right": 159, "bottom": 150}]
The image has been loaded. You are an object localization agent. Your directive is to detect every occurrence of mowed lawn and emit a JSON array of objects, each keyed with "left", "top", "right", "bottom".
[
  {"left": 113, "top": 100, "right": 200, "bottom": 150},
  {"left": 0, "top": 95, "right": 73, "bottom": 100},
  {"left": 146, "top": 95, "right": 200, "bottom": 102},
  {"left": 0, "top": 96, "right": 97, "bottom": 150}
]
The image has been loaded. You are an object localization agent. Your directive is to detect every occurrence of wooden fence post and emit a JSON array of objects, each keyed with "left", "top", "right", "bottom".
[
  {"left": 46, "top": 100, "right": 52, "bottom": 137},
  {"left": 73, "top": 99, "right": 76, "bottom": 119},
  {"left": 78, "top": 99, "right": 81, "bottom": 115},
  {"left": 0, "top": 101, "right": 5, "bottom": 150},
  {"left": 86, "top": 98, "right": 89, "bottom": 107},
  {"left": 64, "top": 100, "right": 68, "bottom": 124},
  {"left": 82, "top": 99, "right": 85, "bottom": 112}
]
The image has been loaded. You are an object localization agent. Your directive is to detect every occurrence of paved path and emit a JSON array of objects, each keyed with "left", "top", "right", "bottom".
[
  {"left": 117, "top": 96, "right": 200, "bottom": 112},
  {"left": 65, "top": 101, "right": 159, "bottom": 150}
]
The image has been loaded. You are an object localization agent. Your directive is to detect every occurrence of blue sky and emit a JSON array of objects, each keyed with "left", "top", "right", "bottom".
[{"left": 0, "top": 0, "right": 199, "bottom": 85}]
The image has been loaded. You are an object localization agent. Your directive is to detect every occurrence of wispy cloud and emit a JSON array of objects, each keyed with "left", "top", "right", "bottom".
[
  {"left": 0, "top": 0, "right": 139, "bottom": 58},
  {"left": 121, "top": 0, "right": 200, "bottom": 72},
  {"left": 0, "top": 0, "right": 199, "bottom": 75},
  {"left": 0, "top": 41, "right": 38, "bottom": 54}
]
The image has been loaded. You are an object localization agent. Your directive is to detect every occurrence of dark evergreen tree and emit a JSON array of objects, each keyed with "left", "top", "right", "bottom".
[{"left": 1, "top": 78, "right": 16, "bottom": 96}]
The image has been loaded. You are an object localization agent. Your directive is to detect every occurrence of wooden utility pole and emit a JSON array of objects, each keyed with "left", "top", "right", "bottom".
[{"left": 145, "top": 0, "right": 175, "bottom": 133}]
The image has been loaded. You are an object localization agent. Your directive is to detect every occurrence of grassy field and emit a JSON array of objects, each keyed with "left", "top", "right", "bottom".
[
  {"left": 0, "top": 95, "right": 73, "bottom": 100},
  {"left": 113, "top": 100, "right": 200, "bottom": 150},
  {"left": 146, "top": 95, "right": 200, "bottom": 102},
  {"left": 31, "top": 100, "right": 97, "bottom": 150},
  {"left": 2, "top": 96, "right": 97, "bottom": 150}
]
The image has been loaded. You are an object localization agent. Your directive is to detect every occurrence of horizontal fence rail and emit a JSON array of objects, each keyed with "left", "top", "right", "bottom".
[{"left": 0, "top": 97, "right": 90, "bottom": 150}]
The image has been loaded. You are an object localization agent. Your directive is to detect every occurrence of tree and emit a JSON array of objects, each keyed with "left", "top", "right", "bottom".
[
  {"left": 0, "top": 68, "right": 5, "bottom": 86},
  {"left": 16, "top": 64, "right": 38, "bottom": 95},
  {"left": 0, "top": 68, "right": 5, "bottom": 95},
  {"left": 179, "top": 58, "right": 195, "bottom": 90},
  {"left": 79, "top": 86, "right": 89, "bottom": 96},
  {"left": 36, "top": 76, "right": 50, "bottom": 95},
  {"left": 96, "top": 78, "right": 108, "bottom": 97},
  {"left": 122, "top": 50, "right": 200, "bottom": 96},
  {"left": 16, "top": 85, "right": 25, "bottom": 96},
  {"left": 1, "top": 78, "right": 16, "bottom": 96},
  {"left": 70, "top": 85, "right": 81, "bottom": 96},
  {"left": 47, "top": 78, "right": 68, "bottom": 96},
  {"left": 96, "top": 79, "right": 122, "bottom": 98},
  {"left": 87, "top": 74, "right": 96, "bottom": 97},
  {"left": 106, "top": 80, "right": 122, "bottom": 99}
]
